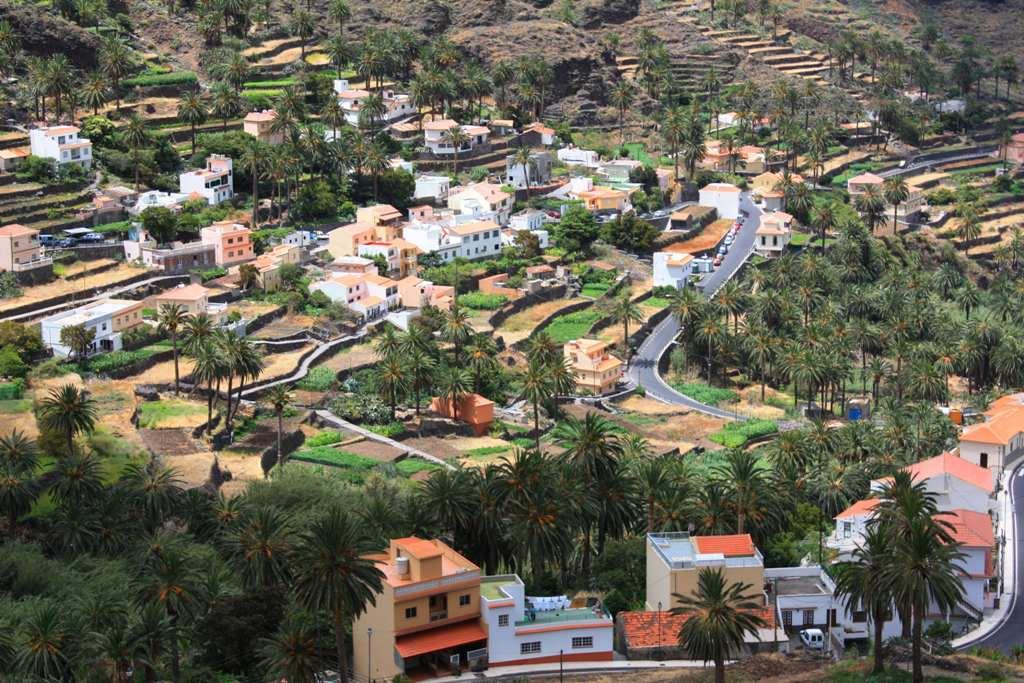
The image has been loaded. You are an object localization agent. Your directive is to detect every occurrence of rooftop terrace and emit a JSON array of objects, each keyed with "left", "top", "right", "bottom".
[
  {"left": 516, "top": 606, "right": 608, "bottom": 627},
  {"left": 480, "top": 576, "right": 518, "bottom": 601}
]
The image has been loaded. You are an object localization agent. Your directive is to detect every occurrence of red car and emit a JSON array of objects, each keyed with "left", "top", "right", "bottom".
[{"left": 713, "top": 256, "right": 722, "bottom": 267}]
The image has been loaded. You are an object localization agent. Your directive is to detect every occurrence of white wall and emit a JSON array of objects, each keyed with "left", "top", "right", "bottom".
[
  {"left": 653, "top": 252, "right": 693, "bottom": 289},
  {"left": 698, "top": 188, "right": 740, "bottom": 220}
]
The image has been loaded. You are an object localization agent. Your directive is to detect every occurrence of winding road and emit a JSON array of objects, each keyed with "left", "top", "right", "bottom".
[{"left": 627, "top": 192, "right": 762, "bottom": 418}]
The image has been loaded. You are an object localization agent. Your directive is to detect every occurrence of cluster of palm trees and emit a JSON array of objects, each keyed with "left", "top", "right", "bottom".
[
  {"left": 157, "top": 303, "right": 265, "bottom": 440},
  {"left": 668, "top": 215, "right": 1024, "bottom": 412},
  {"left": 833, "top": 472, "right": 967, "bottom": 683}
]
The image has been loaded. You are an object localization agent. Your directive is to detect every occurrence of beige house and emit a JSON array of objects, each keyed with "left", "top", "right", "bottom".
[
  {"left": 563, "top": 339, "right": 623, "bottom": 395},
  {"left": 0, "top": 224, "right": 47, "bottom": 273},
  {"left": 353, "top": 538, "right": 485, "bottom": 682},
  {"left": 755, "top": 211, "right": 794, "bottom": 257},
  {"left": 646, "top": 532, "right": 764, "bottom": 611},
  {"left": 250, "top": 243, "right": 304, "bottom": 291},
  {"left": 148, "top": 283, "right": 213, "bottom": 316},
  {"left": 243, "top": 110, "right": 283, "bottom": 145},
  {"left": 327, "top": 204, "right": 404, "bottom": 259}
]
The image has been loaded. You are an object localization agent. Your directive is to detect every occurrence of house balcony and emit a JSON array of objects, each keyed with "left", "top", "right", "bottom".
[{"left": 13, "top": 256, "right": 53, "bottom": 271}]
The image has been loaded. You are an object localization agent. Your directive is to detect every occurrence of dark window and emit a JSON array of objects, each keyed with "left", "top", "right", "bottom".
[
  {"left": 803, "top": 609, "right": 815, "bottom": 625},
  {"left": 405, "top": 607, "right": 417, "bottom": 619},
  {"left": 459, "top": 595, "right": 471, "bottom": 607},
  {"left": 852, "top": 610, "right": 867, "bottom": 623},
  {"left": 981, "top": 453, "right": 989, "bottom": 468},
  {"left": 498, "top": 614, "right": 509, "bottom": 627},
  {"left": 782, "top": 610, "right": 793, "bottom": 627}
]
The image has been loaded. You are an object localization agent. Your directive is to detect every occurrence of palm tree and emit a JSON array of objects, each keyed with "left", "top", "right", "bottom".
[
  {"left": 511, "top": 145, "right": 536, "bottom": 199},
  {"left": 832, "top": 525, "right": 894, "bottom": 674},
  {"left": 442, "top": 126, "right": 469, "bottom": 174},
  {"left": 80, "top": 71, "right": 107, "bottom": 116},
  {"left": 670, "top": 567, "right": 767, "bottom": 683},
  {"left": 38, "top": 384, "right": 96, "bottom": 457},
  {"left": 240, "top": 138, "right": 266, "bottom": 229},
  {"left": 810, "top": 201, "right": 834, "bottom": 250},
  {"left": 362, "top": 142, "right": 390, "bottom": 202},
  {"left": 327, "top": 0, "right": 350, "bottom": 38},
  {"left": 258, "top": 617, "right": 325, "bottom": 683},
  {"left": 192, "top": 342, "right": 228, "bottom": 436},
  {"left": 123, "top": 463, "right": 184, "bottom": 532},
  {"left": 16, "top": 604, "right": 71, "bottom": 680},
  {"left": 177, "top": 91, "right": 208, "bottom": 156},
  {"left": 437, "top": 366, "right": 470, "bottom": 422},
  {"left": 264, "top": 384, "right": 293, "bottom": 471},
  {"left": 290, "top": 7, "right": 316, "bottom": 60},
  {"left": 210, "top": 81, "right": 241, "bottom": 132},
  {"left": 855, "top": 185, "right": 886, "bottom": 235},
  {"left": 374, "top": 356, "right": 408, "bottom": 420},
  {"left": 291, "top": 507, "right": 385, "bottom": 681},
  {"left": 142, "top": 545, "right": 197, "bottom": 683},
  {"left": 883, "top": 176, "right": 910, "bottom": 233},
  {"left": 225, "top": 506, "right": 294, "bottom": 589},
  {"left": 122, "top": 114, "right": 149, "bottom": 191},
  {"left": 157, "top": 304, "right": 188, "bottom": 396},
  {"left": 440, "top": 306, "right": 472, "bottom": 363},
  {"left": 99, "top": 35, "right": 131, "bottom": 112},
  {"left": 466, "top": 335, "right": 497, "bottom": 393},
  {"left": 406, "top": 348, "right": 437, "bottom": 417},
  {"left": 521, "top": 358, "right": 555, "bottom": 450},
  {"left": 956, "top": 202, "right": 982, "bottom": 254},
  {"left": 714, "top": 449, "right": 772, "bottom": 535},
  {"left": 609, "top": 80, "right": 635, "bottom": 144},
  {"left": 608, "top": 292, "right": 643, "bottom": 358}
]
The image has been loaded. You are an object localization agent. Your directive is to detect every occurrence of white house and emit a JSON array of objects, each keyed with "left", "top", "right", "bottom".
[
  {"left": 653, "top": 251, "right": 695, "bottom": 289},
  {"left": 423, "top": 120, "right": 491, "bottom": 155},
  {"left": 479, "top": 575, "right": 613, "bottom": 666},
  {"left": 505, "top": 151, "right": 552, "bottom": 189},
  {"left": 308, "top": 273, "right": 385, "bottom": 320},
  {"left": 402, "top": 219, "right": 503, "bottom": 262},
  {"left": 827, "top": 498, "right": 879, "bottom": 559},
  {"left": 130, "top": 190, "right": 189, "bottom": 216},
  {"left": 504, "top": 209, "right": 550, "bottom": 249},
  {"left": 698, "top": 183, "right": 741, "bottom": 220},
  {"left": 447, "top": 182, "right": 514, "bottom": 225},
  {"left": 179, "top": 154, "right": 233, "bottom": 206},
  {"left": 869, "top": 452, "right": 994, "bottom": 515},
  {"left": 334, "top": 80, "right": 416, "bottom": 127},
  {"left": 414, "top": 174, "right": 451, "bottom": 203},
  {"left": 556, "top": 147, "right": 600, "bottom": 168},
  {"left": 957, "top": 393, "right": 1024, "bottom": 485},
  {"left": 41, "top": 298, "right": 145, "bottom": 358},
  {"left": 29, "top": 125, "right": 92, "bottom": 169},
  {"left": 755, "top": 211, "right": 793, "bottom": 257}
]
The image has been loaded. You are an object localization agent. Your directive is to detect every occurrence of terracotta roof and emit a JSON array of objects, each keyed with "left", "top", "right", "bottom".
[
  {"left": 902, "top": 452, "right": 993, "bottom": 493},
  {"left": 666, "top": 253, "right": 695, "bottom": 266},
  {"left": 363, "top": 273, "right": 399, "bottom": 287},
  {"left": 692, "top": 534, "right": 756, "bottom": 557},
  {"left": 490, "top": 119, "right": 514, "bottom": 127},
  {"left": 448, "top": 220, "right": 499, "bottom": 237},
  {"left": 579, "top": 187, "right": 626, "bottom": 200},
  {"left": 152, "top": 283, "right": 210, "bottom": 302},
  {"left": 567, "top": 338, "right": 607, "bottom": 352},
  {"left": 524, "top": 122, "right": 555, "bottom": 136},
  {"left": 939, "top": 509, "right": 994, "bottom": 548},
  {"left": 395, "top": 537, "right": 443, "bottom": 558},
  {"left": 39, "top": 125, "right": 79, "bottom": 135},
  {"left": 395, "top": 620, "right": 487, "bottom": 659},
  {"left": 452, "top": 181, "right": 510, "bottom": 204},
  {"left": 525, "top": 264, "right": 554, "bottom": 274},
  {"left": 595, "top": 356, "right": 623, "bottom": 372},
  {"left": 0, "top": 224, "right": 37, "bottom": 237},
  {"left": 960, "top": 406, "right": 1024, "bottom": 445},
  {"left": 835, "top": 498, "right": 879, "bottom": 519},
  {"left": 423, "top": 118, "right": 458, "bottom": 131},
  {"left": 338, "top": 89, "right": 371, "bottom": 99},
  {"left": 619, "top": 609, "right": 774, "bottom": 649},
  {"left": 360, "top": 295, "right": 383, "bottom": 306},
  {"left": 332, "top": 274, "right": 367, "bottom": 287},
  {"left": 462, "top": 125, "right": 490, "bottom": 136},
  {"left": 0, "top": 147, "right": 30, "bottom": 159},
  {"left": 848, "top": 172, "right": 884, "bottom": 185},
  {"left": 701, "top": 183, "right": 741, "bottom": 193},
  {"left": 244, "top": 109, "right": 276, "bottom": 122}
]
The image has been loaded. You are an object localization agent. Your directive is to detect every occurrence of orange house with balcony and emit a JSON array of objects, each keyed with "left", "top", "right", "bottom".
[
  {"left": 353, "top": 538, "right": 487, "bottom": 682},
  {"left": 564, "top": 339, "right": 624, "bottom": 395}
]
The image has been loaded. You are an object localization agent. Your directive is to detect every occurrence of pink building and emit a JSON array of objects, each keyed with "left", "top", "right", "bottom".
[{"left": 200, "top": 221, "right": 254, "bottom": 266}]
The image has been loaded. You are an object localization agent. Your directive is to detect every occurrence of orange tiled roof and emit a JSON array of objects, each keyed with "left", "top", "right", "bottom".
[
  {"left": 939, "top": 509, "right": 994, "bottom": 548},
  {"left": 692, "top": 534, "right": 756, "bottom": 557},
  {"left": 620, "top": 608, "right": 774, "bottom": 649},
  {"left": 151, "top": 283, "right": 210, "bottom": 302},
  {"left": 903, "top": 452, "right": 993, "bottom": 493},
  {"left": 394, "top": 536, "right": 443, "bottom": 558},
  {"left": 0, "top": 224, "right": 37, "bottom": 237},
  {"left": 395, "top": 620, "right": 487, "bottom": 658},
  {"left": 848, "top": 172, "right": 884, "bottom": 185},
  {"left": 960, "top": 405, "right": 1024, "bottom": 445},
  {"left": 701, "top": 183, "right": 741, "bottom": 193},
  {"left": 835, "top": 498, "right": 879, "bottom": 519}
]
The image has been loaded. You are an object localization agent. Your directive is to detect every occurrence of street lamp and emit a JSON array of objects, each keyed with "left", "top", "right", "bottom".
[{"left": 368, "top": 627, "right": 373, "bottom": 683}]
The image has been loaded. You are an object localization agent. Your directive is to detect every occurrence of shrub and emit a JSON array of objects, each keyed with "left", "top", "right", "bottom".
[
  {"left": 296, "top": 366, "right": 337, "bottom": 392},
  {"left": 580, "top": 282, "right": 611, "bottom": 298},
  {"left": 544, "top": 309, "right": 604, "bottom": 344},
  {"left": 708, "top": 419, "right": 778, "bottom": 448},
  {"left": 668, "top": 381, "right": 738, "bottom": 406},
  {"left": 367, "top": 422, "right": 404, "bottom": 438},
  {"left": 289, "top": 447, "right": 378, "bottom": 482},
  {"left": 0, "top": 378, "right": 26, "bottom": 399},
  {"left": 465, "top": 445, "right": 511, "bottom": 458},
  {"left": 457, "top": 292, "right": 508, "bottom": 310},
  {"left": 192, "top": 266, "right": 228, "bottom": 282},
  {"left": 123, "top": 71, "right": 198, "bottom": 88},
  {"left": 0, "top": 347, "right": 28, "bottom": 379},
  {"left": 82, "top": 348, "right": 159, "bottom": 374},
  {"left": 395, "top": 458, "right": 440, "bottom": 476}
]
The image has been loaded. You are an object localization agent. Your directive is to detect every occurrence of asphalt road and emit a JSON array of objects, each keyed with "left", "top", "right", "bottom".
[
  {"left": 879, "top": 145, "right": 999, "bottom": 178},
  {"left": 627, "top": 192, "right": 762, "bottom": 418},
  {"left": 958, "top": 459, "right": 1024, "bottom": 653}
]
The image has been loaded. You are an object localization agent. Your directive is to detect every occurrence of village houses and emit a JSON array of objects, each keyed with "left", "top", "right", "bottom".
[{"left": 29, "top": 124, "right": 92, "bottom": 169}]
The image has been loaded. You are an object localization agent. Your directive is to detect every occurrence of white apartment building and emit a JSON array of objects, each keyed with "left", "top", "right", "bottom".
[
  {"left": 423, "top": 120, "right": 491, "bottom": 155},
  {"left": 41, "top": 298, "right": 146, "bottom": 357},
  {"left": 179, "top": 154, "right": 234, "bottom": 206},
  {"left": 130, "top": 190, "right": 189, "bottom": 216},
  {"left": 29, "top": 125, "right": 92, "bottom": 169},
  {"left": 556, "top": 146, "right": 600, "bottom": 168},
  {"left": 698, "top": 183, "right": 741, "bottom": 220},
  {"left": 414, "top": 175, "right": 451, "bottom": 203},
  {"left": 402, "top": 219, "right": 503, "bottom": 262},
  {"left": 334, "top": 80, "right": 416, "bottom": 127},
  {"left": 447, "top": 182, "right": 513, "bottom": 225},
  {"left": 479, "top": 575, "right": 614, "bottom": 666}
]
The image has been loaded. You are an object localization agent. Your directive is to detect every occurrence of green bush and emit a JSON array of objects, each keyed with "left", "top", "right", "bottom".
[
  {"left": 296, "top": 366, "right": 337, "bottom": 392},
  {"left": 306, "top": 430, "right": 344, "bottom": 447},
  {"left": 192, "top": 266, "right": 228, "bottom": 282},
  {"left": 708, "top": 419, "right": 779, "bottom": 448},
  {"left": 580, "top": 282, "right": 611, "bottom": 298},
  {"left": 123, "top": 71, "right": 198, "bottom": 88},
  {"left": 242, "top": 79, "right": 295, "bottom": 88},
  {"left": 668, "top": 381, "right": 738, "bottom": 406},
  {"left": 457, "top": 292, "right": 508, "bottom": 310},
  {"left": 367, "top": 422, "right": 404, "bottom": 438},
  {"left": 395, "top": 458, "right": 441, "bottom": 476},
  {"left": 544, "top": 309, "right": 604, "bottom": 344},
  {"left": 290, "top": 447, "right": 378, "bottom": 482},
  {"left": 0, "top": 379, "right": 26, "bottom": 400},
  {"left": 82, "top": 348, "right": 160, "bottom": 374}
]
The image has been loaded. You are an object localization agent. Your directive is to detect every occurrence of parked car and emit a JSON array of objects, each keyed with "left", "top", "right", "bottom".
[
  {"left": 799, "top": 628, "right": 825, "bottom": 650},
  {"left": 713, "top": 256, "right": 722, "bottom": 267},
  {"left": 724, "top": 236, "right": 734, "bottom": 246},
  {"left": 718, "top": 245, "right": 728, "bottom": 256},
  {"left": 79, "top": 232, "right": 104, "bottom": 243},
  {"left": 56, "top": 238, "right": 76, "bottom": 248},
  {"left": 38, "top": 234, "right": 56, "bottom": 246}
]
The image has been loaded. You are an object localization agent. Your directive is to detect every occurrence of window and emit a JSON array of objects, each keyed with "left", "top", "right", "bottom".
[
  {"left": 852, "top": 610, "right": 867, "bottom": 623},
  {"left": 571, "top": 637, "right": 593, "bottom": 649},
  {"left": 981, "top": 452, "right": 989, "bottom": 468},
  {"left": 405, "top": 607, "right": 417, "bottom": 619},
  {"left": 459, "top": 595, "right": 471, "bottom": 607},
  {"left": 843, "top": 521, "right": 852, "bottom": 538},
  {"left": 802, "top": 609, "right": 815, "bottom": 625},
  {"left": 498, "top": 614, "right": 509, "bottom": 627},
  {"left": 520, "top": 642, "right": 541, "bottom": 655},
  {"left": 782, "top": 610, "right": 793, "bottom": 627}
]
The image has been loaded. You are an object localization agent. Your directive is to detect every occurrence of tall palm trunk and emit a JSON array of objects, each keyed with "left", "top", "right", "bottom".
[
  {"left": 872, "top": 605, "right": 886, "bottom": 674},
  {"left": 276, "top": 409, "right": 284, "bottom": 467},
  {"left": 171, "top": 333, "right": 180, "bottom": 395},
  {"left": 911, "top": 603, "right": 923, "bottom": 683},
  {"left": 333, "top": 609, "right": 349, "bottom": 682}
]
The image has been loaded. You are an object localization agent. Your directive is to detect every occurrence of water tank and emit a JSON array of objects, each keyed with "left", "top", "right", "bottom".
[{"left": 395, "top": 556, "right": 410, "bottom": 577}]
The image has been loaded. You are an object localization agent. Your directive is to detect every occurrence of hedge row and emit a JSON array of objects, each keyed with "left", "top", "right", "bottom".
[{"left": 123, "top": 71, "right": 198, "bottom": 88}]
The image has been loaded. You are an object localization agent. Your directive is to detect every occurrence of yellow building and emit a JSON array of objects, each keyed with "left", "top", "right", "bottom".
[
  {"left": 646, "top": 532, "right": 765, "bottom": 610},
  {"left": 563, "top": 339, "right": 624, "bottom": 395},
  {"left": 353, "top": 537, "right": 487, "bottom": 682}
]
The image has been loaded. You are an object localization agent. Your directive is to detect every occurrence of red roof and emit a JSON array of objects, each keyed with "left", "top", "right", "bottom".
[
  {"left": 835, "top": 498, "right": 879, "bottom": 519},
  {"left": 940, "top": 509, "right": 994, "bottom": 548},
  {"left": 692, "top": 534, "right": 756, "bottom": 557},
  {"left": 619, "top": 609, "right": 775, "bottom": 649},
  {"left": 904, "top": 452, "right": 993, "bottom": 494},
  {"left": 394, "top": 620, "right": 487, "bottom": 658}
]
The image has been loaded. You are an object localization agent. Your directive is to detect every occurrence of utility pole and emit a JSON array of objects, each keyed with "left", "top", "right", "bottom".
[{"left": 559, "top": 649, "right": 564, "bottom": 683}]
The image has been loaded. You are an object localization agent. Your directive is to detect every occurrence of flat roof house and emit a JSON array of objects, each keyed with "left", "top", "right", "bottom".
[
  {"left": 335, "top": 81, "right": 416, "bottom": 127},
  {"left": 352, "top": 538, "right": 486, "bottom": 682},
  {"left": 564, "top": 339, "right": 623, "bottom": 396},
  {"left": 698, "top": 183, "right": 741, "bottom": 220},
  {"left": 430, "top": 393, "right": 495, "bottom": 436},
  {"left": 423, "top": 119, "right": 491, "bottom": 156},
  {"left": 200, "top": 221, "right": 253, "bottom": 267},
  {"left": 415, "top": 174, "right": 452, "bottom": 203},
  {"left": 646, "top": 532, "right": 764, "bottom": 611},
  {"left": 447, "top": 182, "right": 513, "bottom": 225},
  {"left": 505, "top": 151, "right": 552, "bottom": 190},
  {"left": 179, "top": 155, "right": 233, "bottom": 207},
  {"left": 41, "top": 298, "right": 145, "bottom": 358},
  {"left": 29, "top": 125, "right": 92, "bottom": 169}
]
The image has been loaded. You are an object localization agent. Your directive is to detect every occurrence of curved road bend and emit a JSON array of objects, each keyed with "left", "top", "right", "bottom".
[
  {"left": 958, "top": 459, "right": 1024, "bottom": 654},
  {"left": 627, "top": 192, "right": 762, "bottom": 418}
]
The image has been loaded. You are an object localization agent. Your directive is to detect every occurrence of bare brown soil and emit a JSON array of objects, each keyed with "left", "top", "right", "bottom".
[{"left": 663, "top": 219, "right": 733, "bottom": 255}]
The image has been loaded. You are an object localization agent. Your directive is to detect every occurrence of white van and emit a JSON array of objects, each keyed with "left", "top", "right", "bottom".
[{"left": 799, "top": 628, "right": 825, "bottom": 650}]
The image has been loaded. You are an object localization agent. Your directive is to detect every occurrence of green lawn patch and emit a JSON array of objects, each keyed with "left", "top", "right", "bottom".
[
  {"left": 296, "top": 366, "right": 337, "bottom": 392},
  {"left": 93, "top": 220, "right": 133, "bottom": 234},
  {"left": 77, "top": 346, "right": 166, "bottom": 374},
  {"left": 580, "top": 282, "right": 612, "bottom": 298},
  {"left": 242, "top": 89, "right": 285, "bottom": 101},
  {"left": 668, "top": 381, "right": 738, "bottom": 406},
  {"left": 644, "top": 296, "right": 671, "bottom": 309},
  {"left": 0, "top": 398, "right": 31, "bottom": 413},
  {"left": 242, "top": 78, "right": 296, "bottom": 88},
  {"left": 622, "top": 142, "right": 654, "bottom": 166},
  {"left": 306, "top": 430, "right": 344, "bottom": 447},
  {"left": 458, "top": 292, "right": 508, "bottom": 310},
  {"left": 137, "top": 400, "right": 207, "bottom": 429},
  {"left": 395, "top": 458, "right": 441, "bottom": 476},
  {"left": 123, "top": 71, "right": 198, "bottom": 88},
  {"left": 464, "top": 444, "right": 512, "bottom": 459},
  {"left": 708, "top": 419, "right": 779, "bottom": 448},
  {"left": 367, "top": 422, "right": 404, "bottom": 438},
  {"left": 544, "top": 309, "right": 604, "bottom": 344},
  {"left": 291, "top": 446, "right": 378, "bottom": 483}
]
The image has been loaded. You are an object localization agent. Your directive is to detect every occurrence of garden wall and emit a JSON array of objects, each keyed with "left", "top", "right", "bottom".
[
  {"left": 512, "top": 298, "right": 595, "bottom": 351},
  {"left": 487, "top": 284, "right": 568, "bottom": 328},
  {"left": 0, "top": 272, "right": 189, "bottom": 320}
]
